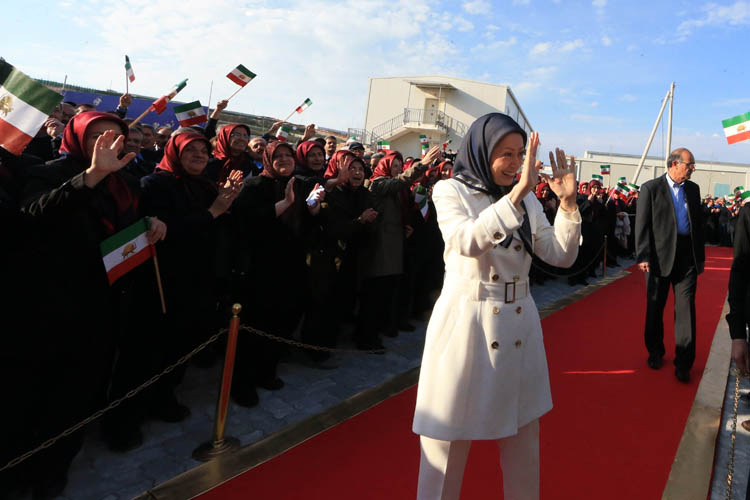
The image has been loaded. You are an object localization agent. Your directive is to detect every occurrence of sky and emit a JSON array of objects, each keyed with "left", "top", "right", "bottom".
[{"left": 4, "top": 0, "right": 750, "bottom": 163}]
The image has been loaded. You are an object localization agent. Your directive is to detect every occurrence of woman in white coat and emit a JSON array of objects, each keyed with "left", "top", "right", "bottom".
[{"left": 413, "top": 113, "right": 581, "bottom": 500}]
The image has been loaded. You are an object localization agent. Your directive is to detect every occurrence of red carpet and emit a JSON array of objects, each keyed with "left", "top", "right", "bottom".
[{"left": 198, "top": 247, "right": 732, "bottom": 499}]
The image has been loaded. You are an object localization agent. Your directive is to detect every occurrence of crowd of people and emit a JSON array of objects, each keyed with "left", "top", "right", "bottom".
[{"left": 0, "top": 92, "right": 741, "bottom": 499}]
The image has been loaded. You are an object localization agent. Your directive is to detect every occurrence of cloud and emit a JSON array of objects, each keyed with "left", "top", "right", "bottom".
[
  {"left": 472, "top": 37, "right": 518, "bottom": 52},
  {"left": 463, "top": 0, "right": 490, "bottom": 14},
  {"left": 513, "top": 0, "right": 531, "bottom": 4},
  {"left": 525, "top": 65, "right": 558, "bottom": 79},
  {"left": 714, "top": 97, "right": 750, "bottom": 106},
  {"left": 678, "top": 1, "right": 750, "bottom": 36},
  {"left": 620, "top": 94, "right": 638, "bottom": 102},
  {"left": 514, "top": 81, "right": 542, "bottom": 94},
  {"left": 601, "top": 35, "right": 612, "bottom": 46},
  {"left": 591, "top": 101, "right": 599, "bottom": 107},
  {"left": 530, "top": 39, "right": 584, "bottom": 56},
  {"left": 592, "top": 0, "right": 607, "bottom": 6},
  {"left": 570, "top": 113, "right": 623, "bottom": 124}
]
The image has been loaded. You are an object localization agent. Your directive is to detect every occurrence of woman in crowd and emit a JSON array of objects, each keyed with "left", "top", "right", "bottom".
[
  {"left": 18, "top": 112, "right": 166, "bottom": 496},
  {"left": 206, "top": 123, "right": 257, "bottom": 183},
  {"left": 231, "top": 140, "right": 327, "bottom": 406},
  {"left": 412, "top": 113, "right": 581, "bottom": 500},
  {"left": 355, "top": 146, "right": 441, "bottom": 350}
]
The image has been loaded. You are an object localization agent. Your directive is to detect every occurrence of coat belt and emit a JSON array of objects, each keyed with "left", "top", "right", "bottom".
[{"left": 444, "top": 274, "right": 530, "bottom": 303}]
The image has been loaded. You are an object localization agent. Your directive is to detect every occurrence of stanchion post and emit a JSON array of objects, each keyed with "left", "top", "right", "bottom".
[
  {"left": 193, "top": 303, "right": 242, "bottom": 461},
  {"left": 602, "top": 236, "right": 608, "bottom": 278}
]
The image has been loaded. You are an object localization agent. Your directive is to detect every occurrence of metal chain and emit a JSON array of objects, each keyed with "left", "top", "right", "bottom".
[
  {"left": 0, "top": 328, "right": 229, "bottom": 473},
  {"left": 726, "top": 368, "right": 743, "bottom": 500},
  {"left": 240, "top": 325, "right": 424, "bottom": 354},
  {"left": 529, "top": 241, "right": 608, "bottom": 279}
]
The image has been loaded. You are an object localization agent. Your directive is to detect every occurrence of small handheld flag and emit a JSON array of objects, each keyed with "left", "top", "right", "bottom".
[
  {"left": 442, "top": 139, "right": 452, "bottom": 150},
  {"left": 413, "top": 184, "right": 429, "bottom": 219},
  {"left": 100, "top": 218, "right": 155, "bottom": 285},
  {"left": 125, "top": 56, "right": 135, "bottom": 83},
  {"left": 276, "top": 125, "right": 292, "bottom": 141},
  {"left": 152, "top": 78, "right": 188, "bottom": 115},
  {"left": 0, "top": 59, "right": 63, "bottom": 155},
  {"left": 600, "top": 164, "right": 611, "bottom": 175},
  {"left": 421, "top": 143, "right": 429, "bottom": 158},
  {"left": 173, "top": 101, "right": 208, "bottom": 127},
  {"left": 226, "top": 64, "right": 256, "bottom": 87},
  {"left": 377, "top": 141, "right": 390, "bottom": 151},
  {"left": 419, "top": 134, "right": 429, "bottom": 144},
  {"left": 722, "top": 112, "right": 750, "bottom": 144},
  {"left": 296, "top": 98, "right": 313, "bottom": 114},
  {"left": 591, "top": 174, "right": 604, "bottom": 182}
]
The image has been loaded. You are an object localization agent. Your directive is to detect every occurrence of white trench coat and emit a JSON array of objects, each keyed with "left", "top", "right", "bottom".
[{"left": 413, "top": 178, "right": 582, "bottom": 441}]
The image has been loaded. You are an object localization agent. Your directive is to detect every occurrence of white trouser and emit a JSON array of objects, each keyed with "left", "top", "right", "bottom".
[{"left": 416, "top": 419, "right": 539, "bottom": 500}]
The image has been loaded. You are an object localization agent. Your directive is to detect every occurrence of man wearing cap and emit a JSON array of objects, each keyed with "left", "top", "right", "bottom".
[
  {"left": 635, "top": 148, "right": 705, "bottom": 383},
  {"left": 348, "top": 141, "right": 365, "bottom": 159}
]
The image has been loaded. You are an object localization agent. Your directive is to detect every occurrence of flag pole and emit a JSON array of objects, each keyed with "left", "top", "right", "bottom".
[
  {"left": 57, "top": 75, "right": 68, "bottom": 115},
  {"left": 226, "top": 85, "right": 245, "bottom": 101},
  {"left": 151, "top": 245, "right": 167, "bottom": 314},
  {"left": 281, "top": 109, "right": 297, "bottom": 123},
  {"left": 129, "top": 106, "right": 153, "bottom": 129},
  {"left": 206, "top": 80, "right": 213, "bottom": 116}
]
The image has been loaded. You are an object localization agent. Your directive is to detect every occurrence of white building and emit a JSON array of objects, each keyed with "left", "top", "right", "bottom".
[
  {"left": 354, "top": 75, "right": 532, "bottom": 157},
  {"left": 578, "top": 151, "right": 750, "bottom": 198}
]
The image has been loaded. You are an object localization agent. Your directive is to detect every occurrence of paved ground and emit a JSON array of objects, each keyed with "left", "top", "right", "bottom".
[
  {"left": 711, "top": 368, "right": 750, "bottom": 499},
  {"left": 10, "top": 260, "right": 635, "bottom": 500}
]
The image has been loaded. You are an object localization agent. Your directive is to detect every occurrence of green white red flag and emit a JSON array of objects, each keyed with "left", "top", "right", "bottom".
[
  {"left": 600, "top": 164, "right": 611, "bottom": 174},
  {"left": 722, "top": 112, "right": 750, "bottom": 144},
  {"left": 125, "top": 55, "right": 135, "bottom": 83},
  {"left": 421, "top": 143, "right": 428, "bottom": 158},
  {"left": 295, "top": 98, "right": 312, "bottom": 114},
  {"left": 173, "top": 100, "right": 207, "bottom": 127},
  {"left": 377, "top": 141, "right": 390, "bottom": 151},
  {"left": 276, "top": 125, "right": 292, "bottom": 141},
  {"left": 591, "top": 174, "right": 603, "bottom": 182},
  {"left": 419, "top": 134, "right": 429, "bottom": 144},
  {"left": 100, "top": 218, "right": 154, "bottom": 285},
  {"left": 0, "top": 60, "right": 63, "bottom": 155},
  {"left": 152, "top": 78, "right": 188, "bottom": 114},
  {"left": 226, "top": 64, "right": 256, "bottom": 87},
  {"left": 413, "top": 184, "right": 429, "bottom": 219}
]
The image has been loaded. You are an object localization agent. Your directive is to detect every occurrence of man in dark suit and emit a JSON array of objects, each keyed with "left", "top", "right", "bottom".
[{"left": 635, "top": 148, "right": 705, "bottom": 383}]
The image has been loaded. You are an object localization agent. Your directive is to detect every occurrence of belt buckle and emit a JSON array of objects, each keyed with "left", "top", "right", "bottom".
[{"left": 504, "top": 282, "right": 516, "bottom": 304}]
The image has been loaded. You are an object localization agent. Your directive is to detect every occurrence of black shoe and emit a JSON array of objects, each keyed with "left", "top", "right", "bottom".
[
  {"left": 105, "top": 426, "right": 143, "bottom": 453},
  {"left": 231, "top": 386, "right": 259, "bottom": 408},
  {"left": 152, "top": 395, "right": 191, "bottom": 423},
  {"left": 258, "top": 377, "right": 285, "bottom": 391},
  {"left": 398, "top": 322, "right": 416, "bottom": 332},
  {"left": 647, "top": 355, "right": 663, "bottom": 370},
  {"left": 675, "top": 368, "right": 690, "bottom": 383}
]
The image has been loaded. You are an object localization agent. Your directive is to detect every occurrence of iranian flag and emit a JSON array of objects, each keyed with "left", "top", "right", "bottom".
[
  {"left": 413, "top": 184, "right": 429, "bottom": 219},
  {"left": 741, "top": 190, "right": 750, "bottom": 203},
  {"left": 152, "top": 78, "right": 188, "bottom": 114},
  {"left": 591, "top": 174, "right": 603, "bottom": 182},
  {"left": 419, "top": 134, "right": 429, "bottom": 144},
  {"left": 377, "top": 141, "right": 390, "bottom": 151},
  {"left": 173, "top": 101, "right": 207, "bottom": 127},
  {"left": 226, "top": 64, "right": 256, "bottom": 87},
  {"left": 735, "top": 185, "right": 745, "bottom": 193},
  {"left": 276, "top": 125, "right": 292, "bottom": 141},
  {"left": 346, "top": 136, "right": 357, "bottom": 144},
  {"left": 628, "top": 183, "right": 640, "bottom": 192},
  {"left": 296, "top": 98, "right": 312, "bottom": 114},
  {"left": 0, "top": 60, "right": 63, "bottom": 155},
  {"left": 618, "top": 176, "right": 627, "bottom": 184},
  {"left": 600, "top": 164, "right": 611, "bottom": 174},
  {"left": 125, "top": 55, "right": 135, "bottom": 83},
  {"left": 722, "top": 112, "right": 750, "bottom": 144},
  {"left": 442, "top": 138, "right": 452, "bottom": 150},
  {"left": 421, "top": 143, "right": 429, "bottom": 158},
  {"left": 614, "top": 183, "right": 631, "bottom": 197},
  {"left": 100, "top": 218, "right": 154, "bottom": 285}
]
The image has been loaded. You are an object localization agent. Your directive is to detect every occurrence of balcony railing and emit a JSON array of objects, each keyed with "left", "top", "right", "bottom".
[{"left": 370, "top": 108, "right": 468, "bottom": 142}]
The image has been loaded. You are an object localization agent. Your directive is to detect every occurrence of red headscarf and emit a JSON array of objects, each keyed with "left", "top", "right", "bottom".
[
  {"left": 213, "top": 123, "right": 251, "bottom": 182},
  {"left": 535, "top": 181, "right": 550, "bottom": 201},
  {"left": 59, "top": 112, "right": 138, "bottom": 235},
  {"left": 578, "top": 181, "right": 590, "bottom": 194},
  {"left": 589, "top": 179, "right": 602, "bottom": 189},
  {"left": 323, "top": 150, "right": 356, "bottom": 179},
  {"left": 156, "top": 132, "right": 213, "bottom": 177},
  {"left": 295, "top": 140, "right": 326, "bottom": 173},
  {"left": 370, "top": 150, "right": 404, "bottom": 180},
  {"left": 260, "top": 141, "right": 295, "bottom": 180}
]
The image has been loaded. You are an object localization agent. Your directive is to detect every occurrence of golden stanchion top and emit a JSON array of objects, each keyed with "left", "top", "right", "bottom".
[{"left": 232, "top": 303, "right": 242, "bottom": 316}]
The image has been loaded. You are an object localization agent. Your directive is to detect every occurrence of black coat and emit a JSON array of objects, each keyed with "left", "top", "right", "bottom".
[
  {"left": 635, "top": 175, "right": 705, "bottom": 276},
  {"left": 727, "top": 204, "right": 750, "bottom": 339}
]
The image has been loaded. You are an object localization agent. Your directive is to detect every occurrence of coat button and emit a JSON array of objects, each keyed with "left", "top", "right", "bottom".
[
  {"left": 491, "top": 274, "right": 499, "bottom": 281},
  {"left": 493, "top": 232, "right": 502, "bottom": 240},
  {"left": 491, "top": 341, "right": 499, "bottom": 349},
  {"left": 516, "top": 306, "right": 522, "bottom": 314},
  {"left": 514, "top": 244, "right": 522, "bottom": 251},
  {"left": 515, "top": 340, "right": 522, "bottom": 348},
  {"left": 492, "top": 306, "right": 500, "bottom": 315}
]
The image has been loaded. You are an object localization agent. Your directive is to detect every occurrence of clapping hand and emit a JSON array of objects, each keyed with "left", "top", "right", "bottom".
[
  {"left": 543, "top": 147, "right": 577, "bottom": 211},
  {"left": 335, "top": 154, "right": 350, "bottom": 185},
  {"left": 84, "top": 130, "right": 135, "bottom": 188},
  {"left": 209, "top": 169, "right": 243, "bottom": 218},
  {"left": 357, "top": 208, "right": 378, "bottom": 223},
  {"left": 420, "top": 146, "right": 442, "bottom": 166}
]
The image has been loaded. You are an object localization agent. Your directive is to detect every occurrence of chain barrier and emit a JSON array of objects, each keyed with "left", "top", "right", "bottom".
[
  {"left": 239, "top": 325, "right": 424, "bottom": 355},
  {"left": 725, "top": 367, "right": 745, "bottom": 500},
  {"left": 529, "top": 240, "right": 608, "bottom": 280},
  {"left": 0, "top": 328, "right": 228, "bottom": 473}
]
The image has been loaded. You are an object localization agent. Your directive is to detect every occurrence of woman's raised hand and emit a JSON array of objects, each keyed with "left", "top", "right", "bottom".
[
  {"left": 85, "top": 130, "right": 135, "bottom": 187},
  {"left": 209, "top": 170, "right": 243, "bottom": 218},
  {"left": 543, "top": 148, "right": 578, "bottom": 211},
  {"left": 421, "top": 146, "right": 442, "bottom": 167},
  {"left": 516, "top": 131, "right": 540, "bottom": 196},
  {"left": 335, "top": 155, "right": 350, "bottom": 185}
]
